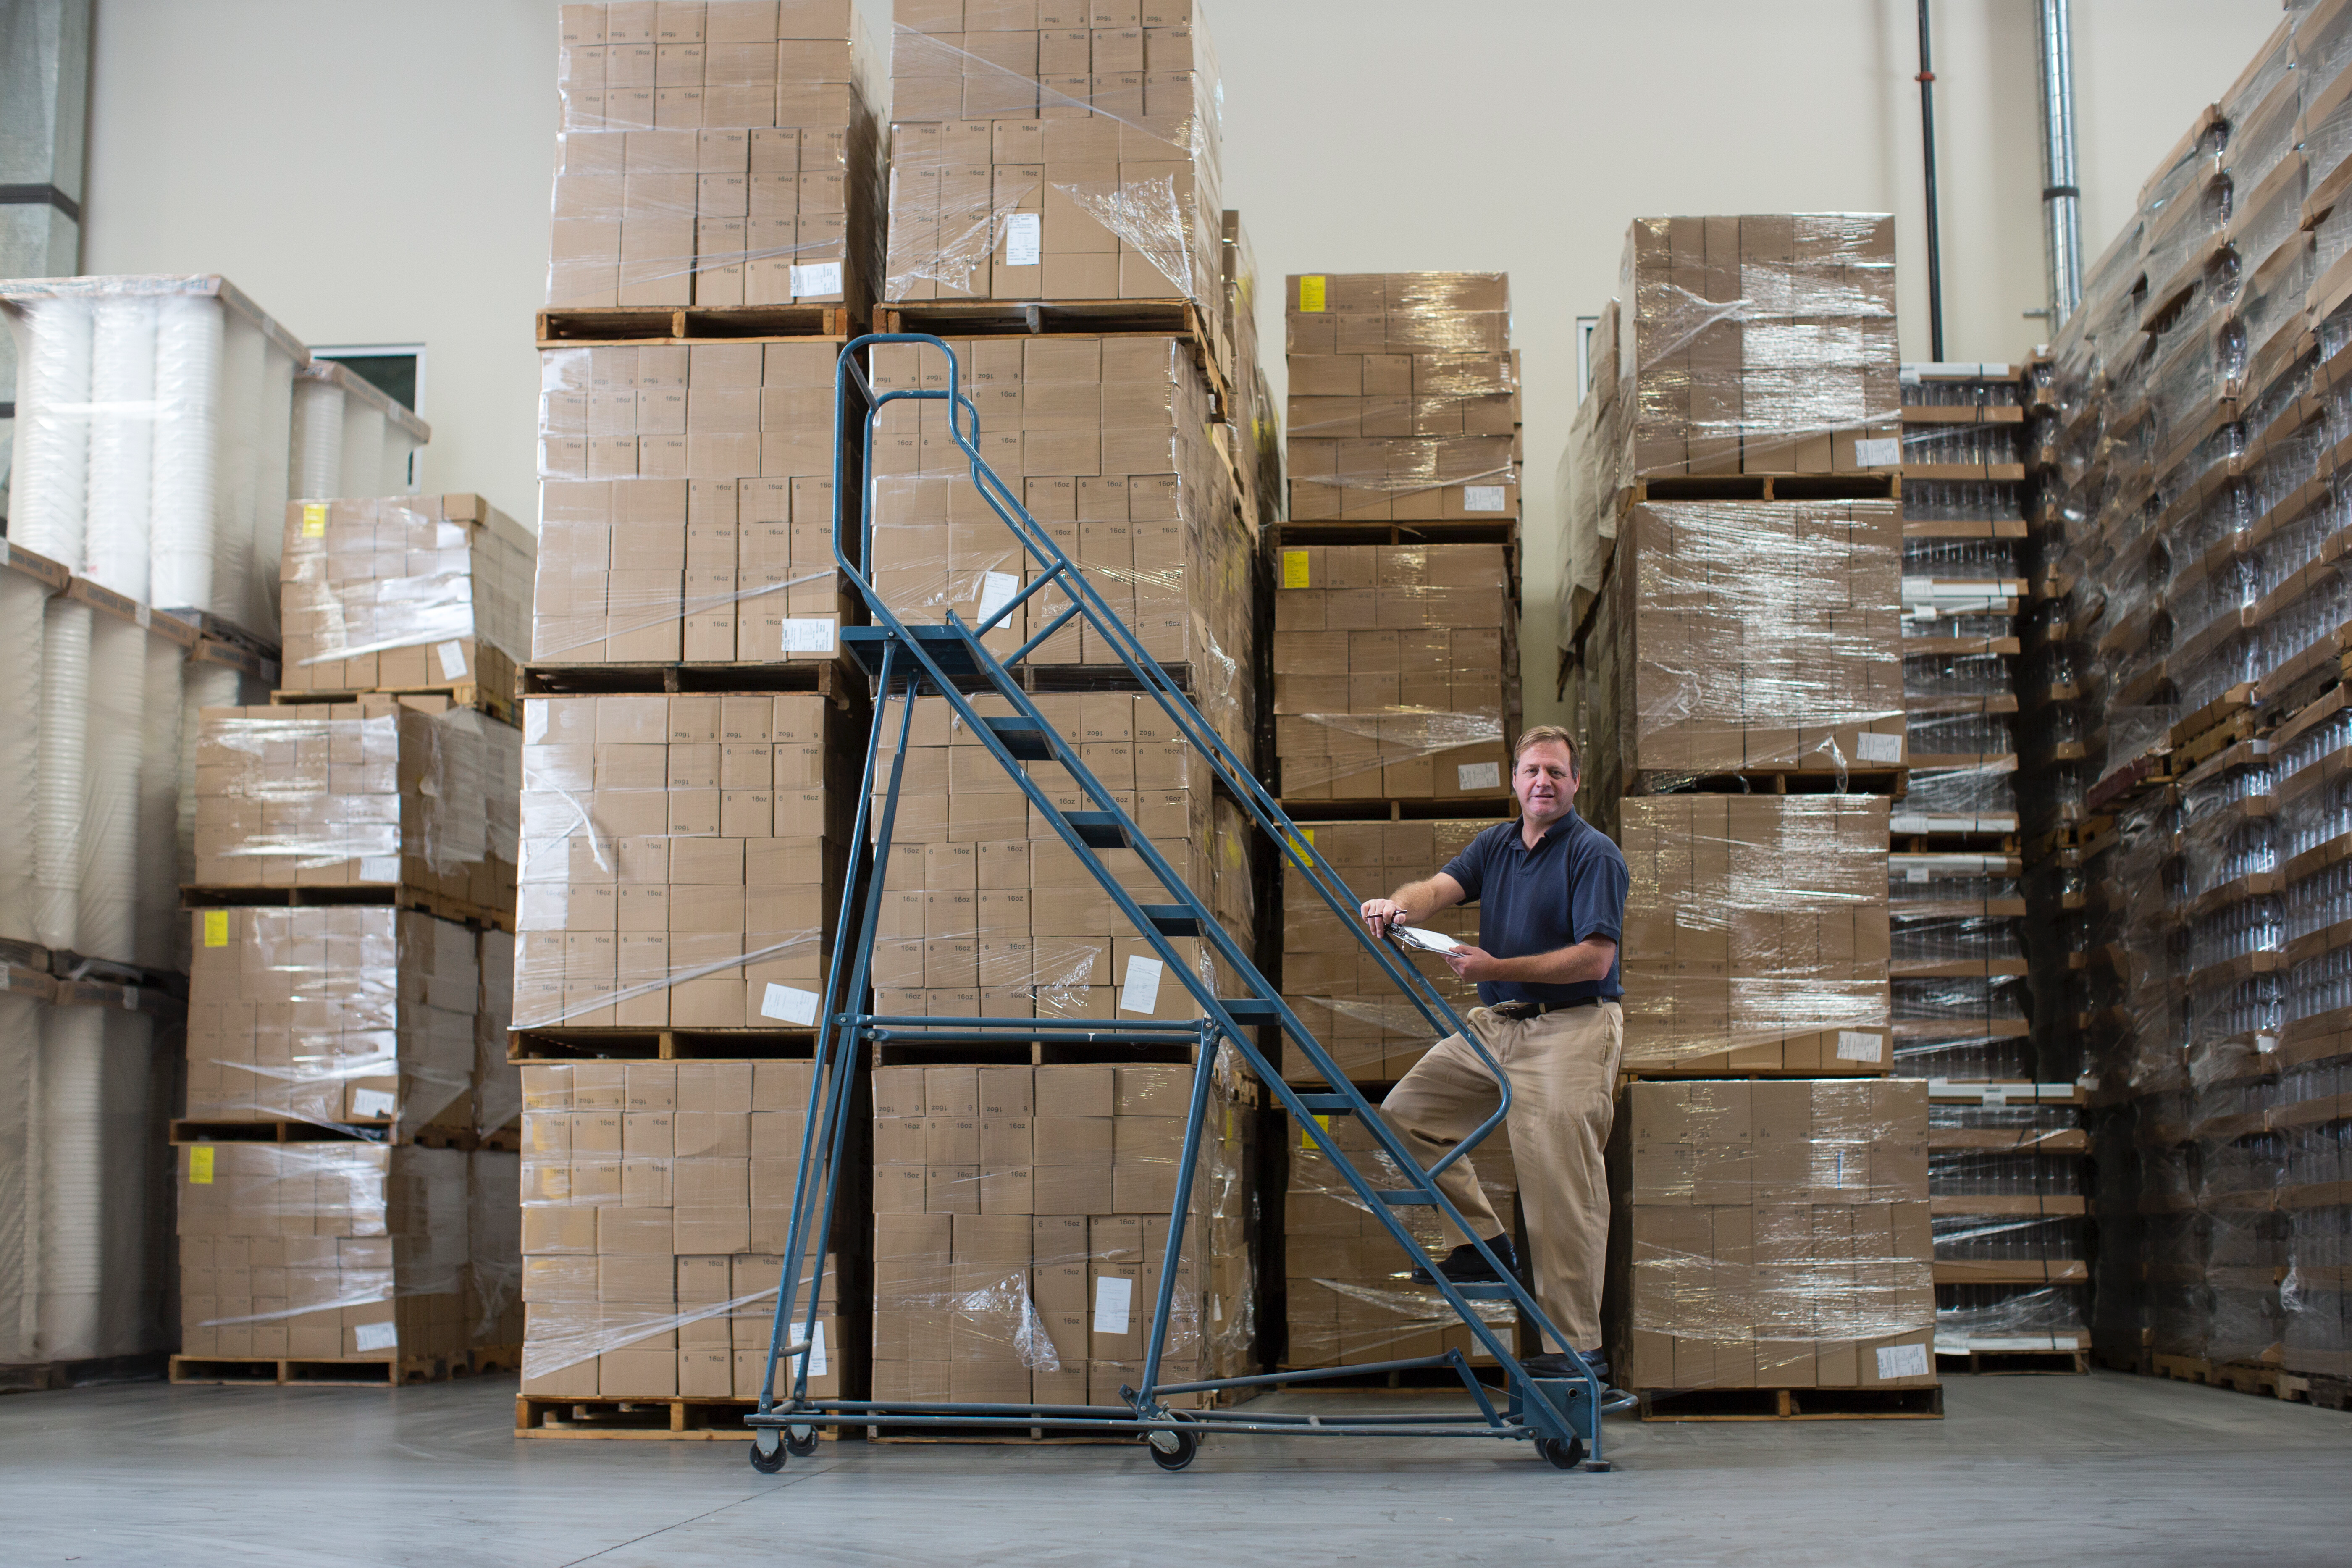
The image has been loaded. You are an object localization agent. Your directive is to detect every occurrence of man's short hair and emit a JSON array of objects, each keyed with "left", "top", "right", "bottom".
[{"left": 1512, "top": 725, "right": 1580, "bottom": 776}]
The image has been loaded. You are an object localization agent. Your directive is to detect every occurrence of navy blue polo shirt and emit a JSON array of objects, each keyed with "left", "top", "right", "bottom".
[{"left": 1440, "top": 810, "right": 1627, "bottom": 1006}]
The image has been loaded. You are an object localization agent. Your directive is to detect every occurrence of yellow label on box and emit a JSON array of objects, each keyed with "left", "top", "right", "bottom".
[
  {"left": 302, "top": 502, "right": 327, "bottom": 537},
  {"left": 202, "top": 909, "right": 229, "bottom": 947},
  {"left": 1303, "top": 1113, "right": 1330, "bottom": 1150},
  {"left": 1281, "top": 549, "right": 1310, "bottom": 589},
  {"left": 1298, "top": 275, "right": 1326, "bottom": 313},
  {"left": 189, "top": 1146, "right": 215, "bottom": 1185}
]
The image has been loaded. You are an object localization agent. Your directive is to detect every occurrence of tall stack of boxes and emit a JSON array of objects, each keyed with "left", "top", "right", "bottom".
[
  {"left": 1267, "top": 271, "right": 1523, "bottom": 1372},
  {"left": 2030, "top": 10, "right": 2352, "bottom": 1384},
  {"left": 549, "top": 0, "right": 885, "bottom": 310},
  {"left": 882, "top": 3, "right": 1223, "bottom": 306},
  {"left": 868, "top": 1061, "right": 1253, "bottom": 1406},
  {"left": 1562, "top": 215, "right": 1932, "bottom": 1400}
]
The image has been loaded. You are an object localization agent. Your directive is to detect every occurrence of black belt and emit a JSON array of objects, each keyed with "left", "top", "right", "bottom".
[{"left": 1489, "top": 997, "right": 1603, "bottom": 1020}]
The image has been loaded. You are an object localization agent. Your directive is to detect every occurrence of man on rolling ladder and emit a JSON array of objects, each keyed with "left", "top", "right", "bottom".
[{"left": 1358, "top": 725, "right": 1625, "bottom": 1384}]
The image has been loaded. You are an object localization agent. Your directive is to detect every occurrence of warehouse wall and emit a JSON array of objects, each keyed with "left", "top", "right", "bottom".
[{"left": 81, "top": 0, "right": 2285, "bottom": 724}]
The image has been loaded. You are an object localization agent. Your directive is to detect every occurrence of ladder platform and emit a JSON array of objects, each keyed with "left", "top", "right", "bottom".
[
  {"left": 1062, "top": 812, "right": 1130, "bottom": 849},
  {"left": 1451, "top": 1283, "right": 1519, "bottom": 1300},
  {"left": 1378, "top": 1189, "right": 1438, "bottom": 1206},
  {"left": 1142, "top": 905, "right": 1201, "bottom": 935},
  {"left": 1295, "top": 1093, "right": 1359, "bottom": 1116},
  {"left": 1219, "top": 998, "right": 1280, "bottom": 1023},
  {"left": 841, "top": 625, "right": 991, "bottom": 691},
  {"left": 982, "top": 716, "right": 1056, "bottom": 760}
]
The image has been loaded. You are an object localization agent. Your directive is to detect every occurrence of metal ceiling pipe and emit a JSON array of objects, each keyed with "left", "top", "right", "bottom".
[
  {"left": 2035, "top": 0, "right": 2084, "bottom": 328},
  {"left": 1917, "top": 0, "right": 1946, "bottom": 361}
]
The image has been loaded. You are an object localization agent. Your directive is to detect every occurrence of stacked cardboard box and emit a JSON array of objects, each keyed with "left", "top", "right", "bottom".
[
  {"left": 189, "top": 699, "right": 522, "bottom": 914},
  {"left": 1284, "top": 272, "right": 1518, "bottom": 523},
  {"left": 866, "top": 693, "right": 1255, "bottom": 1024},
  {"left": 1269, "top": 544, "right": 1515, "bottom": 802},
  {"left": 1610, "top": 1079, "right": 1936, "bottom": 1390},
  {"left": 882, "top": 3, "right": 1222, "bottom": 305},
  {"left": 1276, "top": 819, "right": 1484, "bottom": 1085},
  {"left": 515, "top": 1059, "right": 849, "bottom": 1399},
  {"left": 548, "top": 0, "right": 885, "bottom": 309},
  {"left": 184, "top": 906, "right": 484, "bottom": 1140},
  {"left": 1218, "top": 211, "right": 1272, "bottom": 528},
  {"left": 278, "top": 495, "right": 536, "bottom": 700},
  {"left": 865, "top": 334, "right": 1254, "bottom": 743},
  {"left": 1284, "top": 1104, "right": 1516, "bottom": 1367},
  {"left": 869, "top": 1061, "right": 1252, "bottom": 1406},
  {"left": 177, "top": 1143, "right": 518, "bottom": 1366},
  {"left": 514, "top": 693, "right": 855, "bottom": 1030},
  {"left": 1617, "top": 795, "right": 1892, "bottom": 1075},
  {"left": 533, "top": 343, "right": 859, "bottom": 667}
]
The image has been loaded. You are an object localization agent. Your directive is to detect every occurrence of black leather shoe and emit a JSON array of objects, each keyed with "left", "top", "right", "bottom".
[
  {"left": 1410, "top": 1237, "right": 1517, "bottom": 1285},
  {"left": 1524, "top": 1349, "right": 1609, "bottom": 1384}
]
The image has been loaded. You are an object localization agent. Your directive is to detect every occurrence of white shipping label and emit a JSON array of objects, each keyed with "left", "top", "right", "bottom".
[
  {"left": 1855, "top": 436, "right": 1903, "bottom": 468},
  {"left": 352, "top": 1088, "right": 398, "bottom": 1119},
  {"left": 780, "top": 617, "right": 837, "bottom": 655},
  {"left": 806, "top": 1321, "right": 829, "bottom": 1376},
  {"left": 1855, "top": 731, "right": 1903, "bottom": 764},
  {"left": 436, "top": 640, "right": 468, "bottom": 680},
  {"left": 1004, "top": 212, "right": 1043, "bottom": 268},
  {"left": 1875, "top": 1342, "right": 1931, "bottom": 1380},
  {"left": 1835, "top": 1031, "right": 1884, "bottom": 1063},
  {"left": 1093, "top": 1274, "right": 1133, "bottom": 1336},
  {"left": 1463, "top": 484, "right": 1507, "bottom": 512},
  {"left": 762, "top": 983, "right": 821, "bottom": 1026},
  {"left": 977, "top": 570, "right": 1019, "bottom": 621},
  {"left": 790, "top": 260, "right": 843, "bottom": 297},
  {"left": 352, "top": 1321, "right": 400, "bottom": 1353},
  {"left": 1119, "top": 956, "right": 1164, "bottom": 1014},
  {"left": 1457, "top": 761, "right": 1501, "bottom": 791}
]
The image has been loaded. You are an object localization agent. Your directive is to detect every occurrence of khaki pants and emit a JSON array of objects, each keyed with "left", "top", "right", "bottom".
[{"left": 1379, "top": 1001, "right": 1622, "bottom": 1350}]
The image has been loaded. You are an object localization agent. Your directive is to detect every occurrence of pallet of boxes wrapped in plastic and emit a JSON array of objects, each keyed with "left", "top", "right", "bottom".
[
  {"left": 867, "top": 1060, "right": 1254, "bottom": 1423},
  {"left": 278, "top": 495, "right": 536, "bottom": 715},
  {"left": 882, "top": 9, "right": 1223, "bottom": 307},
  {"left": 1608, "top": 1078, "right": 1940, "bottom": 1413},
  {"left": 1617, "top": 795, "right": 1893, "bottom": 1076},
  {"left": 547, "top": 1, "right": 886, "bottom": 313},
  {"left": 171, "top": 1140, "right": 520, "bottom": 1385},
  {"left": 514, "top": 692, "right": 857, "bottom": 1036}
]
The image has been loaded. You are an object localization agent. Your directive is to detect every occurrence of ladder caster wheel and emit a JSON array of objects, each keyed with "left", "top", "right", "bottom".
[
  {"left": 1534, "top": 1436, "right": 1586, "bottom": 1471},
  {"left": 748, "top": 1438, "right": 788, "bottom": 1475},
  {"left": 786, "top": 1426, "right": 821, "bottom": 1457},
  {"left": 1147, "top": 1418, "right": 1200, "bottom": 1472}
]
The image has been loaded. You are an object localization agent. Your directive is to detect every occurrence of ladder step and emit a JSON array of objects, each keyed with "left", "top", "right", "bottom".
[
  {"left": 1378, "top": 1190, "right": 1438, "bottom": 1206},
  {"left": 1142, "top": 905, "right": 1201, "bottom": 936},
  {"left": 1449, "top": 1283, "right": 1518, "bottom": 1301},
  {"left": 1218, "top": 998, "right": 1280, "bottom": 1023},
  {"left": 1060, "top": 812, "right": 1129, "bottom": 849},
  {"left": 981, "top": 716, "right": 1056, "bottom": 761},
  {"left": 1295, "top": 1094, "right": 1358, "bottom": 1116}
]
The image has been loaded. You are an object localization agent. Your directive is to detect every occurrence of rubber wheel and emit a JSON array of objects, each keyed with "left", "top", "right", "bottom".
[
  {"left": 1534, "top": 1436, "right": 1586, "bottom": 1471},
  {"left": 748, "top": 1439, "right": 788, "bottom": 1475},
  {"left": 785, "top": 1426, "right": 821, "bottom": 1457},
  {"left": 1147, "top": 1421, "right": 1200, "bottom": 1472}
]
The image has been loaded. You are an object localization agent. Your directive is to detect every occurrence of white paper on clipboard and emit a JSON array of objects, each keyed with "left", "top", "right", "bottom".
[{"left": 1392, "top": 925, "right": 1467, "bottom": 955}]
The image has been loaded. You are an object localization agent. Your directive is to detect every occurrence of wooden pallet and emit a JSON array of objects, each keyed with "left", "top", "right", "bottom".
[
  {"left": 166, "top": 1117, "right": 490, "bottom": 1151},
  {"left": 1622, "top": 472, "right": 1903, "bottom": 507},
  {"left": 42, "top": 946, "right": 189, "bottom": 1000},
  {"left": 1634, "top": 1384, "right": 1942, "bottom": 1421},
  {"left": 2283, "top": 1371, "right": 2352, "bottom": 1412},
  {"left": 181, "top": 884, "right": 516, "bottom": 935},
  {"left": 872, "top": 1032, "right": 1202, "bottom": 1069},
  {"left": 1267, "top": 518, "right": 1521, "bottom": 549},
  {"left": 1275, "top": 796, "right": 1518, "bottom": 825},
  {"left": 872, "top": 298, "right": 1229, "bottom": 421},
  {"left": 1891, "top": 831, "right": 2023, "bottom": 855},
  {"left": 1931, "top": 1260, "right": 2090, "bottom": 1285},
  {"left": 515, "top": 1392, "right": 835, "bottom": 1439},
  {"left": 1627, "top": 767, "right": 1908, "bottom": 797},
  {"left": 521, "top": 657, "right": 861, "bottom": 708},
  {"left": 0, "top": 1352, "right": 167, "bottom": 1393},
  {"left": 169, "top": 1348, "right": 509, "bottom": 1387},
  {"left": 272, "top": 679, "right": 517, "bottom": 729},
  {"left": 2152, "top": 1354, "right": 2287, "bottom": 1398},
  {"left": 1935, "top": 1347, "right": 2089, "bottom": 1375},
  {"left": 536, "top": 302, "right": 858, "bottom": 346},
  {"left": 509, "top": 1025, "right": 819, "bottom": 1064}
]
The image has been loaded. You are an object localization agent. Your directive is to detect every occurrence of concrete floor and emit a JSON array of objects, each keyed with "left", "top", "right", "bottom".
[{"left": 0, "top": 1371, "right": 2344, "bottom": 1566}]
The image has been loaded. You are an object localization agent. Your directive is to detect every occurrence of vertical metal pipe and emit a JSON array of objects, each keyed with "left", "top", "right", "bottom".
[
  {"left": 2036, "top": 0, "right": 2084, "bottom": 327},
  {"left": 1917, "top": 0, "right": 1946, "bottom": 361}
]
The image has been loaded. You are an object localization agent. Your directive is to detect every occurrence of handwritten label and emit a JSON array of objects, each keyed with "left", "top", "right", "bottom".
[
  {"left": 1281, "top": 549, "right": 1310, "bottom": 588},
  {"left": 1457, "top": 761, "right": 1500, "bottom": 791},
  {"left": 780, "top": 617, "right": 837, "bottom": 655},
  {"left": 353, "top": 1088, "right": 397, "bottom": 1119},
  {"left": 1835, "top": 1031, "right": 1884, "bottom": 1063},
  {"left": 1092, "top": 1274, "right": 1133, "bottom": 1335},
  {"left": 1856, "top": 730, "right": 1903, "bottom": 764},
  {"left": 805, "top": 1320, "right": 828, "bottom": 1376},
  {"left": 1119, "top": 956, "right": 1164, "bottom": 1014},
  {"left": 1855, "top": 436, "right": 1903, "bottom": 468},
  {"left": 436, "top": 640, "right": 467, "bottom": 680},
  {"left": 1875, "top": 1342, "right": 1930, "bottom": 1379},
  {"left": 204, "top": 909, "right": 230, "bottom": 946},
  {"left": 762, "top": 983, "right": 820, "bottom": 1026},
  {"left": 790, "top": 260, "right": 843, "bottom": 297},
  {"left": 977, "top": 570, "right": 1019, "bottom": 622},
  {"left": 1003, "top": 212, "right": 1042, "bottom": 268},
  {"left": 1298, "top": 275, "right": 1327, "bottom": 312},
  {"left": 353, "top": 1321, "right": 400, "bottom": 1353},
  {"left": 1463, "top": 484, "right": 1507, "bottom": 512},
  {"left": 189, "top": 1146, "right": 215, "bottom": 1185}
]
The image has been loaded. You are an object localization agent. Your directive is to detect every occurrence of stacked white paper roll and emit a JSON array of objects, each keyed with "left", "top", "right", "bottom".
[
  {"left": 0, "top": 990, "right": 38, "bottom": 1363},
  {"left": 137, "top": 637, "right": 186, "bottom": 972},
  {"left": 149, "top": 291, "right": 225, "bottom": 618},
  {"left": 0, "top": 573, "right": 45, "bottom": 944},
  {"left": 36, "top": 1004, "right": 156, "bottom": 1360},
  {"left": 76, "top": 617, "right": 146, "bottom": 964}
]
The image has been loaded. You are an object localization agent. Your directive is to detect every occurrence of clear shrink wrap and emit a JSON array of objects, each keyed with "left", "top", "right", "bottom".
[
  {"left": 279, "top": 496, "right": 535, "bottom": 697},
  {"left": 1618, "top": 795, "right": 1892, "bottom": 1074},
  {"left": 1268, "top": 545, "right": 1514, "bottom": 801},
  {"left": 514, "top": 1057, "right": 847, "bottom": 1400},
  {"left": 1283, "top": 272, "right": 1517, "bottom": 524},
  {"left": 533, "top": 340, "right": 858, "bottom": 667},
  {"left": 175, "top": 1141, "right": 495, "bottom": 1363},
  {"left": 1582, "top": 501, "right": 1903, "bottom": 793},
  {"left": 547, "top": 2, "right": 887, "bottom": 310},
  {"left": 514, "top": 693, "right": 854, "bottom": 1030},
  {"left": 190, "top": 700, "right": 520, "bottom": 914},
  {"left": 1610, "top": 1079, "right": 1937, "bottom": 1390},
  {"left": 184, "top": 906, "right": 482, "bottom": 1138},
  {"left": 882, "top": 8, "right": 1224, "bottom": 307},
  {"left": 1284, "top": 1100, "right": 1515, "bottom": 1368},
  {"left": 866, "top": 1060, "right": 1255, "bottom": 1406}
]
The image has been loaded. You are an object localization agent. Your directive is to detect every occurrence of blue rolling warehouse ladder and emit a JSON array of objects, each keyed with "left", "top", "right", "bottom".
[{"left": 746, "top": 332, "right": 1625, "bottom": 1474}]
